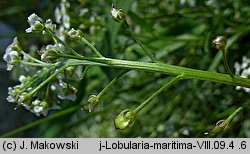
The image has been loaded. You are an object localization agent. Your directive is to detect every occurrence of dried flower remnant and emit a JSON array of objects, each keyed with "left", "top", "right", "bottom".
[{"left": 81, "top": 95, "right": 101, "bottom": 112}]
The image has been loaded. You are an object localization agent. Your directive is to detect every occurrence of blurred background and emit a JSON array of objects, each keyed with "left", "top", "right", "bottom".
[{"left": 0, "top": 0, "right": 249, "bottom": 137}]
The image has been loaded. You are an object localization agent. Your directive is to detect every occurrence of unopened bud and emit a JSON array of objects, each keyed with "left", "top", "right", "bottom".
[
  {"left": 67, "top": 28, "right": 83, "bottom": 42},
  {"left": 18, "top": 92, "right": 31, "bottom": 105},
  {"left": 41, "top": 49, "right": 59, "bottom": 62}
]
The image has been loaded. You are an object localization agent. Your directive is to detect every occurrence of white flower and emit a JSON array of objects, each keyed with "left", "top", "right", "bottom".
[
  {"left": 51, "top": 78, "right": 77, "bottom": 101},
  {"left": 6, "top": 87, "right": 16, "bottom": 103},
  {"left": 234, "top": 56, "right": 250, "bottom": 93},
  {"left": 55, "top": 7, "right": 62, "bottom": 23},
  {"left": 25, "top": 100, "right": 61, "bottom": 116},
  {"left": 54, "top": 0, "right": 70, "bottom": 29},
  {"left": 62, "top": 14, "right": 70, "bottom": 29},
  {"left": 34, "top": 106, "right": 43, "bottom": 113},
  {"left": 19, "top": 75, "right": 26, "bottom": 82},
  {"left": 45, "top": 19, "right": 56, "bottom": 32},
  {"left": 3, "top": 37, "right": 21, "bottom": 71},
  {"left": 3, "top": 50, "right": 19, "bottom": 71},
  {"left": 25, "top": 13, "right": 44, "bottom": 33},
  {"left": 3, "top": 38, "right": 21, "bottom": 71},
  {"left": 111, "top": 7, "right": 119, "bottom": 19}
]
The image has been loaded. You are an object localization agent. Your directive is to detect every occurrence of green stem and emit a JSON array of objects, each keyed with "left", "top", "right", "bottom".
[
  {"left": 222, "top": 49, "right": 234, "bottom": 78},
  {"left": 97, "top": 70, "right": 129, "bottom": 99},
  {"left": 124, "top": 22, "right": 160, "bottom": 63},
  {"left": 80, "top": 65, "right": 91, "bottom": 80},
  {"left": 64, "top": 57, "right": 250, "bottom": 89},
  {"left": 134, "top": 74, "right": 185, "bottom": 113},
  {"left": 224, "top": 106, "right": 243, "bottom": 124},
  {"left": 44, "top": 28, "right": 84, "bottom": 58},
  {"left": 20, "top": 50, "right": 46, "bottom": 64},
  {"left": 81, "top": 37, "right": 104, "bottom": 58},
  {"left": 0, "top": 105, "right": 80, "bottom": 138},
  {"left": 20, "top": 61, "right": 54, "bottom": 67},
  {"left": 29, "top": 64, "right": 68, "bottom": 96}
]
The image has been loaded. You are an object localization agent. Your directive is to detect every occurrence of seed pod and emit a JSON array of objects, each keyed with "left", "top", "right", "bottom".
[{"left": 114, "top": 109, "right": 137, "bottom": 130}]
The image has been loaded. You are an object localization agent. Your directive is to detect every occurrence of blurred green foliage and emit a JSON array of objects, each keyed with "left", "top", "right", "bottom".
[{"left": 0, "top": 0, "right": 250, "bottom": 137}]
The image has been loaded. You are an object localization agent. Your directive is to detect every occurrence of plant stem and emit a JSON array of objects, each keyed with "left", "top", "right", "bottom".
[
  {"left": 134, "top": 74, "right": 185, "bottom": 113},
  {"left": 81, "top": 37, "right": 104, "bottom": 58},
  {"left": 64, "top": 57, "right": 250, "bottom": 88},
  {"left": 20, "top": 61, "right": 54, "bottom": 67},
  {"left": 80, "top": 65, "right": 91, "bottom": 80},
  {"left": 97, "top": 70, "right": 129, "bottom": 99},
  {"left": 29, "top": 64, "right": 68, "bottom": 96},
  {"left": 124, "top": 22, "right": 160, "bottom": 63},
  {"left": 44, "top": 28, "right": 84, "bottom": 58},
  {"left": 20, "top": 50, "right": 46, "bottom": 64},
  {"left": 222, "top": 49, "right": 234, "bottom": 78},
  {"left": 224, "top": 106, "right": 243, "bottom": 124}
]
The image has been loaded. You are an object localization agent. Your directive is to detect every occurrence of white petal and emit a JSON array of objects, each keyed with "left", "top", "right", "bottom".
[
  {"left": 34, "top": 106, "right": 43, "bottom": 113},
  {"left": 25, "top": 27, "right": 32, "bottom": 33},
  {"left": 19, "top": 75, "right": 26, "bottom": 82}
]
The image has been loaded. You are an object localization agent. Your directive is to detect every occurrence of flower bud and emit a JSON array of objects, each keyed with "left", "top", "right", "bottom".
[
  {"left": 10, "top": 37, "right": 22, "bottom": 52},
  {"left": 67, "top": 28, "right": 83, "bottom": 42},
  {"left": 26, "top": 13, "right": 44, "bottom": 33},
  {"left": 114, "top": 109, "right": 137, "bottom": 130},
  {"left": 18, "top": 92, "right": 31, "bottom": 105},
  {"left": 212, "top": 36, "right": 227, "bottom": 50},
  {"left": 41, "top": 49, "right": 59, "bottom": 62},
  {"left": 82, "top": 95, "right": 101, "bottom": 112},
  {"left": 111, "top": 4, "right": 126, "bottom": 23}
]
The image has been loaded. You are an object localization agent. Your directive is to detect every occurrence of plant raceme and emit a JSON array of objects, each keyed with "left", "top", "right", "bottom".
[{"left": 3, "top": 4, "right": 250, "bottom": 134}]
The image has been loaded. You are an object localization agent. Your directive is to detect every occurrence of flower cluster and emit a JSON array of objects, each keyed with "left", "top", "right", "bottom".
[
  {"left": 54, "top": 0, "right": 71, "bottom": 41},
  {"left": 55, "top": 0, "right": 70, "bottom": 29},
  {"left": 6, "top": 67, "right": 77, "bottom": 116},
  {"left": 3, "top": 37, "right": 21, "bottom": 71},
  {"left": 2, "top": 0, "right": 81, "bottom": 116},
  {"left": 234, "top": 56, "right": 250, "bottom": 92}
]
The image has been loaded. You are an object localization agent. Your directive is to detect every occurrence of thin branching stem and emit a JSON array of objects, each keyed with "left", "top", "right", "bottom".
[{"left": 134, "top": 74, "right": 185, "bottom": 113}]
